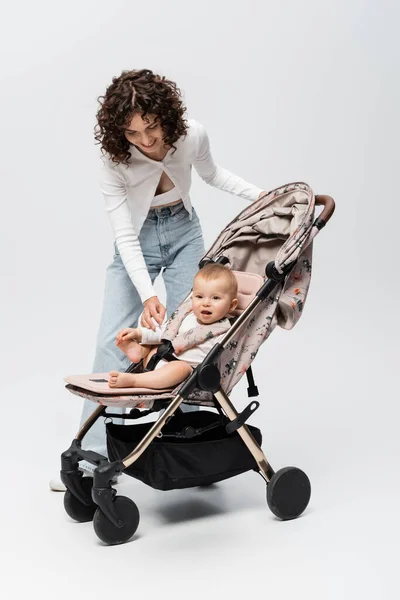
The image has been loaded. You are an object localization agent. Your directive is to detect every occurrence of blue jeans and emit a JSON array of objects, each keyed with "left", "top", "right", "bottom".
[{"left": 79, "top": 202, "right": 205, "bottom": 456}]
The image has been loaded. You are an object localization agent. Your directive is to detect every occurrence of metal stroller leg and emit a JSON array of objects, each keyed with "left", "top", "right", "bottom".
[
  {"left": 74, "top": 403, "right": 106, "bottom": 442},
  {"left": 214, "top": 389, "right": 311, "bottom": 521},
  {"left": 213, "top": 390, "right": 274, "bottom": 482}
]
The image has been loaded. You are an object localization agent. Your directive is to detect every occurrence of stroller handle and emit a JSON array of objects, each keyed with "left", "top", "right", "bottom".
[{"left": 314, "top": 195, "right": 335, "bottom": 229}]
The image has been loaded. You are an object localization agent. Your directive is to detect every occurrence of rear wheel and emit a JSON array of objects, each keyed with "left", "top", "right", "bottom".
[{"left": 267, "top": 467, "right": 311, "bottom": 520}]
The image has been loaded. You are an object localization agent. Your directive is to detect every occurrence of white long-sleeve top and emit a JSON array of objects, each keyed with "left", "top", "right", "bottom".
[
  {"left": 100, "top": 118, "right": 264, "bottom": 302},
  {"left": 140, "top": 312, "right": 230, "bottom": 367}
]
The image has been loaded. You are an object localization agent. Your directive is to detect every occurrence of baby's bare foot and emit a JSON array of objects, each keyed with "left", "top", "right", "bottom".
[
  {"left": 116, "top": 338, "right": 145, "bottom": 363},
  {"left": 108, "top": 371, "right": 137, "bottom": 388}
]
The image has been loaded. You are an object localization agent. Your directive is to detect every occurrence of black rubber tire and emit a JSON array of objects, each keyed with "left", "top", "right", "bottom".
[
  {"left": 267, "top": 466, "right": 311, "bottom": 520},
  {"left": 93, "top": 496, "right": 140, "bottom": 545},
  {"left": 63, "top": 477, "right": 97, "bottom": 523}
]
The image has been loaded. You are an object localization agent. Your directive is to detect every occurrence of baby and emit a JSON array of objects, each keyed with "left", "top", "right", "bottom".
[{"left": 109, "top": 263, "right": 238, "bottom": 389}]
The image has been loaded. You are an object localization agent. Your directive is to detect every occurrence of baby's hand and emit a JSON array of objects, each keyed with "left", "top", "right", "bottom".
[{"left": 116, "top": 328, "right": 140, "bottom": 345}]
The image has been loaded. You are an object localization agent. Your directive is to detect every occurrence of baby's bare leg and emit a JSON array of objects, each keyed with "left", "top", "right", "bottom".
[
  {"left": 109, "top": 360, "right": 192, "bottom": 389},
  {"left": 143, "top": 347, "right": 158, "bottom": 367}
]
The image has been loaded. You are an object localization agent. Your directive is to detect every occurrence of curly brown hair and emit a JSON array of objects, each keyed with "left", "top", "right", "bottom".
[{"left": 94, "top": 69, "right": 188, "bottom": 164}]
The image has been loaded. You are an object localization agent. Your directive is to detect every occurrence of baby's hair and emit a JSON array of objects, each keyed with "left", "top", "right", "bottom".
[{"left": 195, "top": 263, "right": 238, "bottom": 298}]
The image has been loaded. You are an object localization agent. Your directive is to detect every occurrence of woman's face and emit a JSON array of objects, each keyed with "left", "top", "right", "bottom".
[{"left": 124, "top": 112, "right": 164, "bottom": 155}]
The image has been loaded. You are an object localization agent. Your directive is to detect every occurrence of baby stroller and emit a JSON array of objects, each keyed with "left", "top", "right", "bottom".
[{"left": 61, "top": 182, "right": 335, "bottom": 545}]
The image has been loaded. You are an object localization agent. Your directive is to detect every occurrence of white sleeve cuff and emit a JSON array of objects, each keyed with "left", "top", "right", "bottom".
[{"left": 139, "top": 322, "right": 163, "bottom": 344}]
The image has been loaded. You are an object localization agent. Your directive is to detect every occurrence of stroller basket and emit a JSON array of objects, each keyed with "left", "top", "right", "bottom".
[{"left": 106, "top": 410, "right": 262, "bottom": 491}]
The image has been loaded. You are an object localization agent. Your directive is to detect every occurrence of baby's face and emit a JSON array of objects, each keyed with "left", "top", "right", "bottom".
[{"left": 192, "top": 277, "right": 237, "bottom": 325}]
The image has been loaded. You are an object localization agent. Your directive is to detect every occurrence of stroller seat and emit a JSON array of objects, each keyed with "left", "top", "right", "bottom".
[{"left": 64, "top": 270, "right": 264, "bottom": 407}]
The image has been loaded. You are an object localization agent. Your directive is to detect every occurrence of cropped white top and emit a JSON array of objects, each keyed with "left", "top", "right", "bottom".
[{"left": 150, "top": 186, "right": 182, "bottom": 208}]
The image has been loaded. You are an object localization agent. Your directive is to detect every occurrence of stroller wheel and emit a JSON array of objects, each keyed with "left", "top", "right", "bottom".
[
  {"left": 266, "top": 467, "right": 311, "bottom": 520},
  {"left": 64, "top": 477, "right": 97, "bottom": 523},
  {"left": 93, "top": 496, "right": 140, "bottom": 545}
]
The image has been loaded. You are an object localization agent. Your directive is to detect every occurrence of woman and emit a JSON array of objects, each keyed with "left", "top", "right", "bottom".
[{"left": 50, "top": 68, "right": 265, "bottom": 490}]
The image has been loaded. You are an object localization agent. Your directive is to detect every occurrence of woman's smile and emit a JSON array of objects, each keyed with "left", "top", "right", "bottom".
[{"left": 140, "top": 139, "right": 157, "bottom": 149}]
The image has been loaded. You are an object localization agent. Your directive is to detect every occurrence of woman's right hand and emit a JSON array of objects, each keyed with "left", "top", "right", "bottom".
[{"left": 141, "top": 296, "right": 166, "bottom": 331}]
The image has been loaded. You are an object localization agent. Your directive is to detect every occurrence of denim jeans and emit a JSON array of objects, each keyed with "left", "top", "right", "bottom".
[{"left": 79, "top": 202, "right": 205, "bottom": 456}]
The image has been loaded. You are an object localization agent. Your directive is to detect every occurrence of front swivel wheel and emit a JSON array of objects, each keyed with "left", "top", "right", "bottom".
[
  {"left": 93, "top": 496, "right": 140, "bottom": 545},
  {"left": 63, "top": 477, "right": 97, "bottom": 522},
  {"left": 267, "top": 467, "right": 311, "bottom": 520}
]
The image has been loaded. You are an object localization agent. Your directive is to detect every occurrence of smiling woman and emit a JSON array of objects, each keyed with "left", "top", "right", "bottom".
[
  {"left": 124, "top": 115, "right": 163, "bottom": 151},
  {"left": 49, "top": 68, "right": 266, "bottom": 491}
]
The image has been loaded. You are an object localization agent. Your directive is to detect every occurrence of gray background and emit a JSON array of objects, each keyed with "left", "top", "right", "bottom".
[{"left": 0, "top": 1, "right": 398, "bottom": 598}]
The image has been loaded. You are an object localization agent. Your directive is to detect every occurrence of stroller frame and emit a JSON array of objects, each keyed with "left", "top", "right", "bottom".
[{"left": 60, "top": 193, "right": 335, "bottom": 545}]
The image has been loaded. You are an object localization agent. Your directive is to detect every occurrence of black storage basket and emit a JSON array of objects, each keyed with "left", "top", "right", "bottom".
[{"left": 106, "top": 409, "right": 262, "bottom": 491}]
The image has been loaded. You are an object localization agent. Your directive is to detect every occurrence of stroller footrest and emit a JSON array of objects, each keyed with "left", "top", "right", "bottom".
[{"left": 78, "top": 449, "right": 108, "bottom": 466}]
